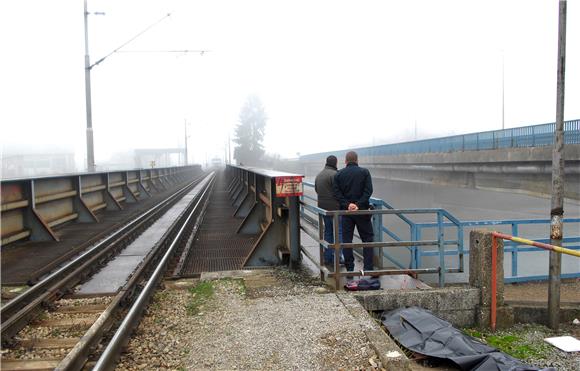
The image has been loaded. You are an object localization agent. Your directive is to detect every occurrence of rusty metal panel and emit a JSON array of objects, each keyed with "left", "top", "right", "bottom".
[
  {"left": 127, "top": 171, "right": 138, "bottom": 182},
  {"left": 81, "top": 174, "right": 105, "bottom": 190},
  {"left": 109, "top": 187, "right": 123, "bottom": 199},
  {"left": 128, "top": 183, "right": 139, "bottom": 193},
  {"left": 82, "top": 192, "right": 105, "bottom": 209},
  {"left": 1, "top": 181, "right": 26, "bottom": 204},
  {"left": 34, "top": 178, "right": 73, "bottom": 199},
  {"left": 1, "top": 209, "right": 25, "bottom": 238},
  {"left": 36, "top": 198, "right": 74, "bottom": 224},
  {"left": 109, "top": 172, "right": 123, "bottom": 184}
]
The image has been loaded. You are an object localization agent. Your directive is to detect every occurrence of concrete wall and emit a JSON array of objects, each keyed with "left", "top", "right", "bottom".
[{"left": 301, "top": 145, "right": 580, "bottom": 199}]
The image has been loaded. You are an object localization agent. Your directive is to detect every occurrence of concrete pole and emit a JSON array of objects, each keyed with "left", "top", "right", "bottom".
[
  {"left": 84, "top": 0, "right": 96, "bottom": 172},
  {"left": 548, "top": 0, "right": 567, "bottom": 330}
]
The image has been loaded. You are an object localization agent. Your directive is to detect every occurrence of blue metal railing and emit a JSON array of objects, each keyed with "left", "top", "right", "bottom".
[
  {"left": 300, "top": 119, "right": 580, "bottom": 160},
  {"left": 301, "top": 181, "right": 580, "bottom": 283}
]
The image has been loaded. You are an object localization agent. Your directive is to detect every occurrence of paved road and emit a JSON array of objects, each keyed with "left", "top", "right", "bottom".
[{"left": 302, "top": 174, "right": 580, "bottom": 284}]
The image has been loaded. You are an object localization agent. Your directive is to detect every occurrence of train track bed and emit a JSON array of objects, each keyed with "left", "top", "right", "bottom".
[
  {"left": 1, "top": 175, "right": 199, "bottom": 288},
  {"left": 1, "top": 174, "right": 215, "bottom": 370}
]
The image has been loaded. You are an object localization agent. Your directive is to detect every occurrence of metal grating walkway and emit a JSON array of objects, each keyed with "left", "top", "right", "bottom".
[{"left": 181, "top": 173, "right": 257, "bottom": 275}]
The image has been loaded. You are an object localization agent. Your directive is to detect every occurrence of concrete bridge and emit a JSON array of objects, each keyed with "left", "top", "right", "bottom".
[{"left": 300, "top": 120, "right": 580, "bottom": 199}]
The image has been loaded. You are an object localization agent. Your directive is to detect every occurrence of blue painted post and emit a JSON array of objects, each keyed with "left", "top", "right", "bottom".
[
  {"left": 410, "top": 224, "right": 417, "bottom": 269},
  {"left": 511, "top": 223, "right": 519, "bottom": 278},
  {"left": 372, "top": 201, "right": 384, "bottom": 268},
  {"left": 437, "top": 211, "right": 445, "bottom": 287},
  {"left": 416, "top": 227, "right": 423, "bottom": 268},
  {"left": 458, "top": 223, "right": 465, "bottom": 272}
]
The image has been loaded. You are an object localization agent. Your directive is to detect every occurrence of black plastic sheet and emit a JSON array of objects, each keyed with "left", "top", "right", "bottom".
[{"left": 381, "top": 307, "right": 555, "bottom": 371}]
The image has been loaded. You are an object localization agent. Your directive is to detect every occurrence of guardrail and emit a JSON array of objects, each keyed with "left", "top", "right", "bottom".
[
  {"left": 0, "top": 165, "right": 201, "bottom": 246},
  {"left": 301, "top": 181, "right": 580, "bottom": 284},
  {"left": 300, "top": 202, "right": 463, "bottom": 290},
  {"left": 300, "top": 119, "right": 580, "bottom": 160}
]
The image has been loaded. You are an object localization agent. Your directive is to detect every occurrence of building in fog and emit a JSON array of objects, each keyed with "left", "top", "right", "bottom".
[{"left": 2, "top": 151, "right": 76, "bottom": 179}]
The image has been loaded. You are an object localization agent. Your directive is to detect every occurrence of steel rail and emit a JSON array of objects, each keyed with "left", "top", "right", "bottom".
[
  {"left": 1, "top": 173, "right": 207, "bottom": 344},
  {"left": 92, "top": 173, "right": 216, "bottom": 370},
  {"left": 54, "top": 173, "right": 216, "bottom": 371}
]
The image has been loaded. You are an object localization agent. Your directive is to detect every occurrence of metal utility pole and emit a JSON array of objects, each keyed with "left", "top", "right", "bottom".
[
  {"left": 84, "top": 0, "right": 96, "bottom": 172},
  {"left": 83, "top": 2, "right": 171, "bottom": 173},
  {"left": 501, "top": 50, "right": 505, "bottom": 130},
  {"left": 548, "top": 0, "right": 567, "bottom": 330},
  {"left": 184, "top": 119, "right": 189, "bottom": 165}
]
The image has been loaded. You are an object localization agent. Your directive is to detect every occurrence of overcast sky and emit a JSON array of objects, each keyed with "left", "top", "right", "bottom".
[{"left": 1, "top": 0, "right": 579, "bottom": 168}]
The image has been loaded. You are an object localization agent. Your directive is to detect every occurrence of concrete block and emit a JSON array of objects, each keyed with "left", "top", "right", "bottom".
[
  {"left": 469, "top": 230, "right": 504, "bottom": 307},
  {"left": 353, "top": 288, "right": 480, "bottom": 327},
  {"left": 337, "top": 293, "right": 410, "bottom": 371}
]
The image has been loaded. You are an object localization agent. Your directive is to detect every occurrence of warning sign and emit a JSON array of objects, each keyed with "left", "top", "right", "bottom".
[{"left": 275, "top": 176, "right": 303, "bottom": 197}]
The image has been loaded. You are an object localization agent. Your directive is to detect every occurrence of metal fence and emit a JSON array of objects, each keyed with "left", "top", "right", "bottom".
[
  {"left": 301, "top": 119, "right": 580, "bottom": 160},
  {"left": 301, "top": 181, "right": 580, "bottom": 284}
]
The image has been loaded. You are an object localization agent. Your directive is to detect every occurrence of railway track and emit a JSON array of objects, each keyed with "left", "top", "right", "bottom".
[{"left": 1, "top": 172, "right": 215, "bottom": 370}]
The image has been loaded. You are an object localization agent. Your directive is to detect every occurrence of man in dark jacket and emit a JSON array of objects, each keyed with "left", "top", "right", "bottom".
[
  {"left": 315, "top": 155, "right": 342, "bottom": 265},
  {"left": 333, "top": 151, "right": 374, "bottom": 274}
]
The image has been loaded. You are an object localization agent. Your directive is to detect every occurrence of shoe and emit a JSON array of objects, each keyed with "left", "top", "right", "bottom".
[
  {"left": 358, "top": 278, "right": 381, "bottom": 290},
  {"left": 345, "top": 278, "right": 381, "bottom": 291}
]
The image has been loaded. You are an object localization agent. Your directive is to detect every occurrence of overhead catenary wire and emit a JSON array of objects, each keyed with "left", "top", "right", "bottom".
[{"left": 89, "top": 12, "right": 172, "bottom": 69}]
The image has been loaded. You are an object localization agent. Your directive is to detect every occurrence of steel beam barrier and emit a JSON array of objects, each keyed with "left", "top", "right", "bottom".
[
  {"left": 1, "top": 165, "right": 201, "bottom": 246},
  {"left": 227, "top": 165, "right": 303, "bottom": 268}
]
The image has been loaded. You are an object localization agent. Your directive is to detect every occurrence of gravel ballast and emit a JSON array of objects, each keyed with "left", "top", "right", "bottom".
[{"left": 116, "top": 269, "right": 383, "bottom": 370}]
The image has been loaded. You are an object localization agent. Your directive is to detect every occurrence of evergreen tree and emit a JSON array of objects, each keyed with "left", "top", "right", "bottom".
[{"left": 233, "top": 95, "right": 267, "bottom": 166}]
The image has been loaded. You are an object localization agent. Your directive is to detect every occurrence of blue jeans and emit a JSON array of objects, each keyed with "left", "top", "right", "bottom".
[{"left": 323, "top": 215, "right": 342, "bottom": 264}]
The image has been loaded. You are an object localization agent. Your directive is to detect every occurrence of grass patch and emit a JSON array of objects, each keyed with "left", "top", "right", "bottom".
[
  {"left": 186, "top": 281, "right": 214, "bottom": 315},
  {"left": 463, "top": 327, "right": 551, "bottom": 361}
]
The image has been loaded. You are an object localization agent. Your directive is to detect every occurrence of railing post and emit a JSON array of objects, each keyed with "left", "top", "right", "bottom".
[
  {"left": 318, "top": 213, "right": 325, "bottom": 281},
  {"left": 437, "top": 211, "right": 445, "bottom": 287},
  {"left": 288, "top": 196, "right": 301, "bottom": 268},
  {"left": 511, "top": 223, "right": 518, "bottom": 277},
  {"left": 371, "top": 201, "right": 384, "bottom": 269},
  {"left": 333, "top": 213, "right": 341, "bottom": 291}
]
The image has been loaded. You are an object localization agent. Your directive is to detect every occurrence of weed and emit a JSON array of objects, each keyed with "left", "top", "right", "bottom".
[
  {"left": 462, "top": 327, "right": 551, "bottom": 361},
  {"left": 186, "top": 281, "right": 214, "bottom": 315}
]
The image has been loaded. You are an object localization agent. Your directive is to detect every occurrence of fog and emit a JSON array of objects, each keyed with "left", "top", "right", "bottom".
[{"left": 1, "top": 0, "right": 579, "bottom": 176}]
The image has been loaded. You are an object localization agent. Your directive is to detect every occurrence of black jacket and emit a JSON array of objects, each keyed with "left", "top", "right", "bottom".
[
  {"left": 333, "top": 162, "right": 373, "bottom": 210},
  {"left": 314, "top": 165, "right": 340, "bottom": 210}
]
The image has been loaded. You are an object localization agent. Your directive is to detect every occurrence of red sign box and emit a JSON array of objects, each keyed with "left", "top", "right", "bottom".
[{"left": 275, "top": 176, "right": 303, "bottom": 197}]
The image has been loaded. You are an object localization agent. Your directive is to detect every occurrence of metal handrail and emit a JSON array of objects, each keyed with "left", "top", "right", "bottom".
[
  {"left": 300, "top": 181, "right": 580, "bottom": 284},
  {"left": 300, "top": 119, "right": 580, "bottom": 160},
  {"left": 299, "top": 199, "right": 461, "bottom": 289}
]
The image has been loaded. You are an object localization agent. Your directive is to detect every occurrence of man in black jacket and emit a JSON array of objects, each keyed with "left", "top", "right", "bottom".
[
  {"left": 333, "top": 151, "right": 374, "bottom": 274},
  {"left": 314, "top": 155, "right": 342, "bottom": 265}
]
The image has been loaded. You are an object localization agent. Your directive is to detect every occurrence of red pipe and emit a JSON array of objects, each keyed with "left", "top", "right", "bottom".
[{"left": 491, "top": 235, "right": 497, "bottom": 332}]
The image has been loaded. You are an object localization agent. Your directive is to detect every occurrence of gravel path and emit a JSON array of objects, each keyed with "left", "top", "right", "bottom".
[{"left": 117, "top": 268, "right": 382, "bottom": 370}]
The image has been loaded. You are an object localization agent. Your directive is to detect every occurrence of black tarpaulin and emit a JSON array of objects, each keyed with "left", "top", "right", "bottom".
[{"left": 381, "top": 307, "right": 555, "bottom": 371}]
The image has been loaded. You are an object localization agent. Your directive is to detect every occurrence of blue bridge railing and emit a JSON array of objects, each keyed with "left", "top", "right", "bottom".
[
  {"left": 301, "top": 119, "right": 580, "bottom": 160},
  {"left": 301, "top": 182, "right": 580, "bottom": 284}
]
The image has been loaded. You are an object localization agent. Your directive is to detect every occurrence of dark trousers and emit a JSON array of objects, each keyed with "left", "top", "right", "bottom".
[
  {"left": 323, "top": 215, "right": 342, "bottom": 264},
  {"left": 342, "top": 215, "right": 374, "bottom": 271}
]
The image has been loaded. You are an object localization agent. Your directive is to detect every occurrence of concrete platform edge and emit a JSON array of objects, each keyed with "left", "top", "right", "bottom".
[{"left": 336, "top": 293, "right": 410, "bottom": 371}]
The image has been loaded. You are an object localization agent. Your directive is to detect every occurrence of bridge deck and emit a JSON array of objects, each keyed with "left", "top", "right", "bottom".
[
  {"left": 1, "top": 186, "right": 183, "bottom": 286},
  {"left": 180, "top": 173, "right": 257, "bottom": 275}
]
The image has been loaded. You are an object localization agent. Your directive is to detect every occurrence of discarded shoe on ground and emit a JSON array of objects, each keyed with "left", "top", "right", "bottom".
[{"left": 344, "top": 278, "right": 381, "bottom": 291}]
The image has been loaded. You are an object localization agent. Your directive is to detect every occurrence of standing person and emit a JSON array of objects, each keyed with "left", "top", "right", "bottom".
[
  {"left": 314, "top": 155, "right": 342, "bottom": 266},
  {"left": 333, "top": 151, "right": 374, "bottom": 276}
]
